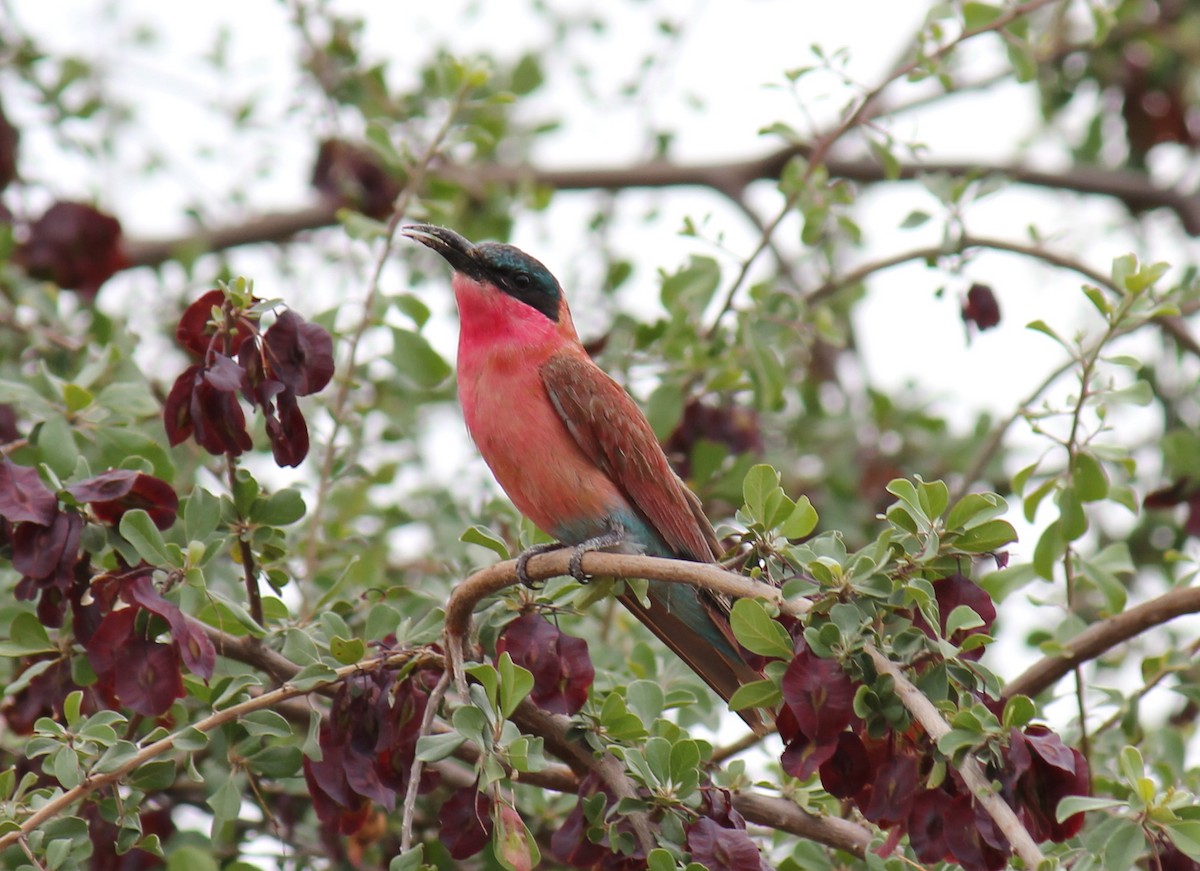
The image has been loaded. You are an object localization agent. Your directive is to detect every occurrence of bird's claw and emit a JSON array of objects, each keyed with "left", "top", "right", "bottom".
[
  {"left": 515, "top": 542, "right": 566, "bottom": 589},
  {"left": 567, "top": 549, "right": 592, "bottom": 584}
]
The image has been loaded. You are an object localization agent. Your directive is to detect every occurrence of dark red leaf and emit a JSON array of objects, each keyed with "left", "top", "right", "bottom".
[
  {"left": 113, "top": 638, "right": 184, "bottom": 717},
  {"left": 686, "top": 816, "right": 767, "bottom": 871},
  {"left": 164, "top": 363, "right": 201, "bottom": 446},
  {"left": 68, "top": 469, "right": 179, "bottom": 531},
  {"left": 311, "top": 139, "right": 401, "bottom": 219},
  {"left": 780, "top": 641, "right": 854, "bottom": 743},
  {"left": 1023, "top": 725, "right": 1076, "bottom": 772},
  {"left": 439, "top": 787, "right": 494, "bottom": 859},
  {"left": 190, "top": 362, "right": 253, "bottom": 456},
  {"left": 83, "top": 802, "right": 174, "bottom": 871},
  {"left": 175, "top": 290, "right": 227, "bottom": 357},
  {"left": 263, "top": 310, "right": 335, "bottom": 396},
  {"left": 0, "top": 99, "right": 17, "bottom": 193},
  {"left": 549, "top": 795, "right": 608, "bottom": 868},
  {"left": 908, "top": 789, "right": 952, "bottom": 864},
  {"left": 0, "top": 459, "right": 57, "bottom": 525},
  {"left": 818, "top": 731, "right": 872, "bottom": 798},
  {"left": 123, "top": 573, "right": 215, "bottom": 679},
  {"left": 780, "top": 732, "right": 839, "bottom": 781},
  {"left": 663, "top": 400, "right": 763, "bottom": 479},
  {"left": 496, "top": 613, "right": 595, "bottom": 715},
  {"left": 13, "top": 510, "right": 82, "bottom": 582},
  {"left": 1145, "top": 479, "right": 1192, "bottom": 509},
  {"left": 16, "top": 201, "right": 126, "bottom": 297},
  {"left": 85, "top": 607, "right": 138, "bottom": 678},
  {"left": 1, "top": 655, "right": 100, "bottom": 735},
  {"left": 944, "top": 793, "right": 1009, "bottom": 871},
  {"left": 265, "top": 388, "right": 310, "bottom": 468},
  {"left": 860, "top": 753, "right": 918, "bottom": 826},
  {"left": 962, "top": 283, "right": 1001, "bottom": 331}
]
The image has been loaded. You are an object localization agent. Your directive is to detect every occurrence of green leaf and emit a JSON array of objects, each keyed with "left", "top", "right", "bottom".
[
  {"left": 962, "top": 1, "right": 1002, "bottom": 28},
  {"left": 1001, "top": 695, "right": 1035, "bottom": 729},
  {"left": 415, "top": 731, "right": 466, "bottom": 762},
  {"left": 625, "top": 680, "right": 665, "bottom": 726},
  {"left": 946, "top": 492, "right": 1008, "bottom": 532},
  {"left": 183, "top": 487, "right": 221, "bottom": 542},
  {"left": 1053, "top": 795, "right": 1123, "bottom": 820},
  {"left": 728, "top": 679, "right": 782, "bottom": 712},
  {"left": 253, "top": 488, "right": 306, "bottom": 526},
  {"left": 466, "top": 663, "right": 500, "bottom": 712},
  {"left": 0, "top": 612, "right": 57, "bottom": 656},
  {"left": 36, "top": 414, "right": 79, "bottom": 478},
  {"left": 729, "top": 599, "right": 793, "bottom": 659},
  {"left": 944, "top": 604, "right": 985, "bottom": 637},
  {"left": 241, "top": 710, "right": 292, "bottom": 738},
  {"left": 1166, "top": 821, "right": 1200, "bottom": 862},
  {"left": 954, "top": 519, "right": 1017, "bottom": 552},
  {"left": 899, "top": 210, "right": 931, "bottom": 229},
  {"left": 391, "top": 328, "right": 452, "bottom": 388},
  {"left": 660, "top": 255, "right": 721, "bottom": 319},
  {"left": 497, "top": 652, "right": 535, "bottom": 719},
  {"left": 742, "top": 464, "right": 779, "bottom": 523},
  {"left": 778, "top": 495, "right": 818, "bottom": 539},
  {"left": 460, "top": 525, "right": 510, "bottom": 559},
  {"left": 1033, "top": 520, "right": 1064, "bottom": 580},
  {"left": 168, "top": 844, "right": 221, "bottom": 871},
  {"left": 288, "top": 663, "right": 338, "bottom": 692},
  {"left": 329, "top": 635, "right": 366, "bottom": 665},
  {"left": 1102, "top": 820, "right": 1146, "bottom": 871},
  {"left": 645, "top": 382, "right": 684, "bottom": 441},
  {"left": 389, "top": 847, "right": 428, "bottom": 871},
  {"left": 119, "top": 509, "right": 172, "bottom": 565},
  {"left": 1071, "top": 452, "right": 1109, "bottom": 502}
]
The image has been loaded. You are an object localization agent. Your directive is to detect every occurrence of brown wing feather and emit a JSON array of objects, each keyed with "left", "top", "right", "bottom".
[{"left": 540, "top": 352, "right": 719, "bottom": 562}]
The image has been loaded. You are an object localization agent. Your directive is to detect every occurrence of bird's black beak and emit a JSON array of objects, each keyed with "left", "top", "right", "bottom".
[{"left": 401, "top": 224, "right": 478, "bottom": 275}]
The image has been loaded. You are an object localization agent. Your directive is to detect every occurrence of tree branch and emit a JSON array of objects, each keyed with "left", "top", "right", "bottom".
[
  {"left": 1005, "top": 585, "right": 1200, "bottom": 699},
  {"left": 119, "top": 154, "right": 1200, "bottom": 273},
  {"left": 865, "top": 644, "right": 1046, "bottom": 868}
]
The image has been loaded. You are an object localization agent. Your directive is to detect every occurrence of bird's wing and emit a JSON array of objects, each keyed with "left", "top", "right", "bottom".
[{"left": 540, "top": 352, "right": 720, "bottom": 562}]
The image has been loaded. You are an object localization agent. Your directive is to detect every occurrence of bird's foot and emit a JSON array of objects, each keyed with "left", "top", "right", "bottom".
[
  {"left": 566, "top": 522, "right": 627, "bottom": 584},
  {"left": 515, "top": 541, "right": 568, "bottom": 589}
]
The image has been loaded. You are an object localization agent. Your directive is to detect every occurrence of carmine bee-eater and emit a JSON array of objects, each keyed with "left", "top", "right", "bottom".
[{"left": 403, "top": 225, "right": 770, "bottom": 734}]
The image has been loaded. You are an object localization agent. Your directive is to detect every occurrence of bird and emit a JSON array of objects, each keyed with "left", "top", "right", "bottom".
[{"left": 402, "top": 224, "right": 771, "bottom": 734}]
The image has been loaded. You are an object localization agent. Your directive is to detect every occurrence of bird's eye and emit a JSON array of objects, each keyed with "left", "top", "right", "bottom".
[{"left": 512, "top": 272, "right": 532, "bottom": 290}]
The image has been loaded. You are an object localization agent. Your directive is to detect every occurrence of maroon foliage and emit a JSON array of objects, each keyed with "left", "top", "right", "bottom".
[
  {"left": 911, "top": 572, "right": 996, "bottom": 660},
  {"left": 264, "top": 310, "right": 335, "bottom": 396},
  {"left": 0, "top": 99, "right": 17, "bottom": 193},
  {"left": 302, "top": 667, "right": 441, "bottom": 834},
  {"left": 68, "top": 469, "right": 179, "bottom": 530},
  {"left": 13, "top": 510, "right": 84, "bottom": 627},
  {"left": 1008, "top": 725, "right": 1090, "bottom": 841},
  {"left": 0, "top": 459, "right": 57, "bottom": 525},
  {"left": 1, "top": 655, "right": 100, "bottom": 735},
  {"left": 1145, "top": 478, "right": 1200, "bottom": 538},
  {"left": 686, "top": 817, "right": 767, "bottom": 871},
  {"left": 817, "top": 731, "right": 871, "bottom": 798},
  {"left": 860, "top": 753, "right": 919, "bottom": 826},
  {"left": 664, "top": 399, "right": 763, "bottom": 478},
  {"left": 311, "top": 139, "right": 401, "bottom": 219},
  {"left": 86, "top": 607, "right": 184, "bottom": 718},
  {"left": 439, "top": 787, "right": 494, "bottom": 859},
  {"left": 165, "top": 291, "right": 334, "bottom": 467},
  {"left": 175, "top": 289, "right": 232, "bottom": 357},
  {"left": 16, "top": 201, "right": 126, "bottom": 297},
  {"left": 961, "top": 283, "right": 1001, "bottom": 331},
  {"left": 496, "top": 613, "right": 595, "bottom": 715},
  {"left": 779, "top": 640, "right": 854, "bottom": 779}
]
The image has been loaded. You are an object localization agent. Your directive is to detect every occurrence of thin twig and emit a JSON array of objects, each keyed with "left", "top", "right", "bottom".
[
  {"left": 865, "top": 644, "right": 1046, "bottom": 868},
  {"left": 301, "top": 83, "right": 474, "bottom": 596},
  {"left": 228, "top": 457, "right": 264, "bottom": 627},
  {"left": 401, "top": 669, "right": 451, "bottom": 851}
]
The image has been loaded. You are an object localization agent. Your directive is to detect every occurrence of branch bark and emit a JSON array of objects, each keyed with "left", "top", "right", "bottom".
[
  {"left": 119, "top": 152, "right": 1200, "bottom": 272},
  {"left": 1005, "top": 585, "right": 1200, "bottom": 699}
]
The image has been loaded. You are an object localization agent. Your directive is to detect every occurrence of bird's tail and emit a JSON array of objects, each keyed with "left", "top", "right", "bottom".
[{"left": 619, "top": 582, "right": 775, "bottom": 736}]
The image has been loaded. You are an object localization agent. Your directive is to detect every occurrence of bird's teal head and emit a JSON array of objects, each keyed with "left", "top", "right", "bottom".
[{"left": 402, "top": 224, "right": 563, "bottom": 323}]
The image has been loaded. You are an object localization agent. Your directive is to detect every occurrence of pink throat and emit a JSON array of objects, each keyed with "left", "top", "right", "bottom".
[{"left": 452, "top": 274, "right": 570, "bottom": 359}]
